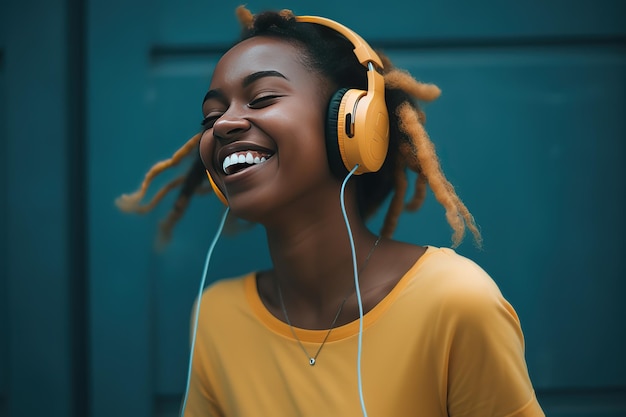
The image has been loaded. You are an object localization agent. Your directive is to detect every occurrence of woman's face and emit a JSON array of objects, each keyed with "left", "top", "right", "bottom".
[{"left": 199, "top": 36, "right": 337, "bottom": 222}]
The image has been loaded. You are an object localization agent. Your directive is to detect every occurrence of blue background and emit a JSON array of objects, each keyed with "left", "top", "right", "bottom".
[{"left": 1, "top": 0, "right": 625, "bottom": 416}]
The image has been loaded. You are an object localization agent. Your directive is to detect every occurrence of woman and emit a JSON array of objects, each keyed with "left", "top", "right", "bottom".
[{"left": 117, "top": 7, "right": 544, "bottom": 416}]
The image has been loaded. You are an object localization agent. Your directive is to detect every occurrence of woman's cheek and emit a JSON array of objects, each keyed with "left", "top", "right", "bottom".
[{"left": 198, "top": 131, "right": 216, "bottom": 172}]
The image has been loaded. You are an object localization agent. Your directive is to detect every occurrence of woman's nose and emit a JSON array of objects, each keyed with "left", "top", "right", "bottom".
[{"left": 213, "top": 110, "right": 251, "bottom": 140}]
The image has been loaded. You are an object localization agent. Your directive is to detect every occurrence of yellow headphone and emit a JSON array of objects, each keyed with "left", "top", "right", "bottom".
[{"left": 207, "top": 15, "right": 389, "bottom": 206}]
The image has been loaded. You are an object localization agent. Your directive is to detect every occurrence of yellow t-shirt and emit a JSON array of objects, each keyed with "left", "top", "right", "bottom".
[{"left": 185, "top": 246, "right": 544, "bottom": 416}]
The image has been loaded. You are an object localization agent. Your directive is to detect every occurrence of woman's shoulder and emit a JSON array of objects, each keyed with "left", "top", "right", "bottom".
[
  {"left": 405, "top": 246, "right": 514, "bottom": 319},
  {"left": 200, "top": 272, "right": 255, "bottom": 308},
  {"left": 414, "top": 246, "right": 499, "bottom": 291},
  {"left": 193, "top": 273, "right": 258, "bottom": 334}
]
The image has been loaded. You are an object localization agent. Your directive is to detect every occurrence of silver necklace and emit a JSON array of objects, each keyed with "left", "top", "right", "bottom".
[{"left": 276, "top": 236, "right": 382, "bottom": 366}]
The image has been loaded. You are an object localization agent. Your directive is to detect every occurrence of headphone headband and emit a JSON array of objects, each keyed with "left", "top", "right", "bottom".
[{"left": 295, "top": 16, "right": 384, "bottom": 70}]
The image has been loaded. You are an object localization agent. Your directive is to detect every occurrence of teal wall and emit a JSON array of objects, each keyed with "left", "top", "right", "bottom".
[
  {"left": 2, "top": 0, "right": 87, "bottom": 416},
  {"left": 1, "top": 0, "right": 625, "bottom": 416}
]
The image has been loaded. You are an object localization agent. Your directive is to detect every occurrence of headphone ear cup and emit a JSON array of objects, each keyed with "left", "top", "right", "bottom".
[
  {"left": 206, "top": 170, "right": 229, "bottom": 206},
  {"left": 325, "top": 88, "right": 350, "bottom": 177},
  {"left": 347, "top": 84, "right": 389, "bottom": 174}
]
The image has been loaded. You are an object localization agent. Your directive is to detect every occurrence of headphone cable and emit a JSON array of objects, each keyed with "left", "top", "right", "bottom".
[
  {"left": 340, "top": 164, "right": 369, "bottom": 417},
  {"left": 179, "top": 207, "right": 230, "bottom": 417}
]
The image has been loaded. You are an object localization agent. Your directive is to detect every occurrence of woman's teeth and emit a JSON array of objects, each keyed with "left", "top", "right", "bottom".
[{"left": 222, "top": 151, "right": 269, "bottom": 174}]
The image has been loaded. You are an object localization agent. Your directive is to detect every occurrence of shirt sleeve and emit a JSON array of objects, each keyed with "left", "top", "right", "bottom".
[
  {"left": 183, "top": 368, "right": 223, "bottom": 417},
  {"left": 440, "top": 267, "right": 545, "bottom": 417},
  {"left": 182, "top": 291, "right": 225, "bottom": 417}
]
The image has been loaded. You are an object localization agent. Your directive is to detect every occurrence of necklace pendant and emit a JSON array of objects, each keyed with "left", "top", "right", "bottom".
[{"left": 309, "top": 358, "right": 316, "bottom": 366}]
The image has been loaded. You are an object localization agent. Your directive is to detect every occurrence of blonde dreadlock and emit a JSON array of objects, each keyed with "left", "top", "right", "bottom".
[
  {"left": 115, "top": 133, "right": 201, "bottom": 212},
  {"left": 115, "top": 131, "right": 210, "bottom": 244},
  {"left": 374, "top": 65, "right": 481, "bottom": 247},
  {"left": 116, "top": 6, "right": 482, "bottom": 248}
]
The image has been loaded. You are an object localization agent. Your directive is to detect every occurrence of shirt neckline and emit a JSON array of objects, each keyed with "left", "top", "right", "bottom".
[{"left": 245, "top": 246, "right": 437, "bottom": 343}]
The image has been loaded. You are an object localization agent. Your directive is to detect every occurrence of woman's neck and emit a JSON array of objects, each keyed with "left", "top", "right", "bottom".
[
  {"left": 259, "top": 201, "right": 379, "bottom": 327},
  {"left": 269, "top": 224, "right": 375, "bottom": 297}
]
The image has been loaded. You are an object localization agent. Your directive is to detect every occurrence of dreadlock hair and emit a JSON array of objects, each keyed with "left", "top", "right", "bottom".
[{"left": 116, "top": 6, "right": 481, "bottom": 248}]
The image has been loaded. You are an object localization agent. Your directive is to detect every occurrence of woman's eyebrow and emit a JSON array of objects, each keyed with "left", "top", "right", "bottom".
[
  {"left": 202, "top": 71, "right": 289, "bottom": 104},
  {"left": 242, "top": 70, "right": 288, "bottom": 88},
  {"left": 203, "top": 89, "right": 223, "bottom": 104}
]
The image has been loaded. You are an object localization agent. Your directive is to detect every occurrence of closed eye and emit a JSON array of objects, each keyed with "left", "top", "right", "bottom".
[
  {"left": 248, "top": 95, "right": 281, "bottom": 109},
  {"left": 201, "top": 114, "right": 221, "bottom": 130}
]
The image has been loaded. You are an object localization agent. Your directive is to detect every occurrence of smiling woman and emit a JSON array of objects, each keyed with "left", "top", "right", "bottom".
[{"left": 116, "top": 6, "right": 544, "bottom": 417}]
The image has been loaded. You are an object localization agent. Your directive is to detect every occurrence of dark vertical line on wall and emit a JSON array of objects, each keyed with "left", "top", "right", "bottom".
[
  {"left": 0, "top": 49, "right": 7, "bottom": 417},
  {"left": 66, "top": 0, "right": 89, "bottom": 415}
]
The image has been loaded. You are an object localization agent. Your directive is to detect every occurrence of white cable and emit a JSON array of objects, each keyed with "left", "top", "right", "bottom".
[
  {"left": 179, "top": 207, "right": 230, "bottom": 417},
  {"left": 340, "top": 164, "right": 368, "bottom": 417}
]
